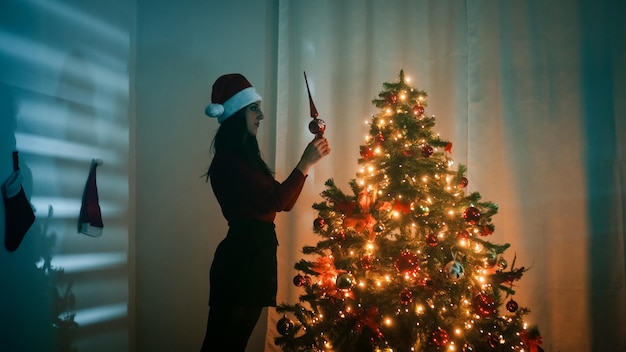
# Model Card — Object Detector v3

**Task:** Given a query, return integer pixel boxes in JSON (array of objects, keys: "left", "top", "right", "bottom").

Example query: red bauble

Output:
[
  {"left": 386, "top": 93, "right": 397, "bottom": 104},
  {"left": 308, "top": 118, "right": 326, "bottom": 135},
  {"left": 360, "top": 255, "right": 372, "bottom": 270},
  {"left": 413, "top": 104, "right": 425, "bottom": 116},
  {"left": 394, "top": 250, "right": 420, "bottom": 276},
  {"left": 463, "top": 206, "right": 481, "bottom": 224},
  {"left": 399, "top": 288, "right": 413, "bottom": 305},
  {"left": 426, "top": 233, "right": 438, "bottom": 247},
  {"left": 313, "top": 217, "right": 325, "bottom": 230},
  {"left": 473, "top": 292, "right": 497, "bottom": 317},
  {"left": 293, "top": 274, "right": 305, "bottom": 287},
  {"left": 360, "top": 146, "right": 374, "bottom": 160},
  {"left": 375, "top": 132, "right": 385, "bottom": 144},
  {"left": 421, "top": 145, "right": 434, "bottom": 157},
  {"left": 276, "top": 315, "right": 294, "bottom": 336},
  {"left": 506, "top": 298, "right": 519, "bottom": 312},
  {"left": 488, "top": 334, "right": 499, "bottom": 348},
  {"left": 430, "top": 327, "right": 449, "bottom": 347},
  {"left": 458, "top": 177, "right": 468, "bottom": 188},
  {"left": 332, "top": 230, "right": 346, "bottom": 241}
]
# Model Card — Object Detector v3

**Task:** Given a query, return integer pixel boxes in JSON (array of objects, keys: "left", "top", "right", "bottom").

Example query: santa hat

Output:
[
  {"left": 204, "top": 73, "right": 262, "bottom": 123},
  {"left": 78, "top": 159, "right": 103, "bottom": 237}
]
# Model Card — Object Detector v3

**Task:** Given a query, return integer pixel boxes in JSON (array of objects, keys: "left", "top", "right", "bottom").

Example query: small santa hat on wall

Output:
[{"left": 78, "top": 159, "right": 103, "bottom": 237}]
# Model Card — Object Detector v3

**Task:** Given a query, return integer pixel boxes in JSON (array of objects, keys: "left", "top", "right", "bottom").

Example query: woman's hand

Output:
[{"left": 296, "top": 137, "right": 331, "bottom": 175}]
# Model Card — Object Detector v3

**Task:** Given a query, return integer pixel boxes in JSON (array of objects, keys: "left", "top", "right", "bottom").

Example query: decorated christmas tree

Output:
[{"left": 274, "top": 71, "right": 542, "bottom": 352}]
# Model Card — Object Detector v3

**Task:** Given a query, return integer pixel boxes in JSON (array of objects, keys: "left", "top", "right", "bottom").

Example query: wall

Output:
[{"left": 0, "top": 0, "right": 132, "bottom": 351}]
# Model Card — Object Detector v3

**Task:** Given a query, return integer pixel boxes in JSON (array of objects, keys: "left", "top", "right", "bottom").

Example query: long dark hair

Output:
[{"left": 205, "top": 107, "right": 272, "bottom": 181}]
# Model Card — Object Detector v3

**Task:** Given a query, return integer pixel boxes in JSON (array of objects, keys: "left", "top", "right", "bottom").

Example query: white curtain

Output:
[{"left": 267, "top": 1, "right": 626, "bottom": 351}]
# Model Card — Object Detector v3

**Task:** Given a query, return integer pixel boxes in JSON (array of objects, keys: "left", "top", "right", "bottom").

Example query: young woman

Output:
[{"left": 201, "top": 74, "right": 330, "bottom": 351}]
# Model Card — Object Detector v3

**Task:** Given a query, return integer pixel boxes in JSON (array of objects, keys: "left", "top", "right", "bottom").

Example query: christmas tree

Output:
[{"left": 274, "top": 71, "right": 542, "bottom": 352}]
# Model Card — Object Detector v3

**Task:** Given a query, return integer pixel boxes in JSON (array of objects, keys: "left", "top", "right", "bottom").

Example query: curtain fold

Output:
[{"left": 269, "top": 1, "right": 625, "bottom": 351}]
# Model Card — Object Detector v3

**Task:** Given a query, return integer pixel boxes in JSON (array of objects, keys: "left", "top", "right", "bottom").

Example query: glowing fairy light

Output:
[
  {"left": 399, "top": 92, "right": 407, "bottom": 100},
  {"left": 384, "top": 317, "right": 393, "bottom": 326}
]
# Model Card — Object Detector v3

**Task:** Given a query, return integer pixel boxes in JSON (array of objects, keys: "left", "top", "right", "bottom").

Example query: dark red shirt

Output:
[{"left": 209, "top": 150, "right": 307, "bottom": 223}]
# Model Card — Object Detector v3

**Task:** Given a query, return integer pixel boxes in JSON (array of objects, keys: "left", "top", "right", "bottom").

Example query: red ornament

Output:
[
  {"left": 463, "top": 206, "right": 481, "bottom": 224},
  {"left": 421, "top": 145, "right": 434, "bottom": 157},
  {"left": 375, "top": 132, "right": 385, "bottom": 144},
  {"left": 276, "top": 315, "right": 294, "bottom": 336},
  {"left": 386, "top": 93, "right": 397, "bottom": 105},
  {"left": 488, "top": 334, "right": 499, "bottom": 348},
  {"left": 413, "top": 104, "right": 425, "bottom": 116},
  {"left": 444, "top": 142, "right": 453, "bottom": 153},
  {"left": 293, "top": 274, "right": 305, "bottom": 287},
  {"left": 360, "top": 146, "right": 374, "bottom": 160},
  {"left": 313, "top": 217, "right": 325, "bottom": 230},
  {"left": 394, "top": 250, "right": 420, "bottom": 276},
  {"left": 399, "top": 288, "right": 413, "bottom": 305},
  {"left": 506, "top": 298, "right": 519, "bottom": 312},
  {"left": 360, "top": 255, "right": 372, "bottom": 270},
  {"left": 458, "top": 177, "right": 468, "bottom": 188},
  {"left": 308, "top": 118, "right": 326, "bottom": 135},
  {"left": 430, "top": 327, "right": 449, "bottom": 347},
  {"left": 473, "top": 292, "right": 497, "bottom": 317},
  {"left": 332, "top": 230, "right": 346, "bottom": 241},
  {"left": 425, "top": 233, "right": 438, "bottom": 247}
]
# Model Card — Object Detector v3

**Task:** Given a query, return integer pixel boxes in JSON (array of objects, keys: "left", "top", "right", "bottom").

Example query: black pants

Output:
[{"left": 201, "top": 305, "right": 263, "bottom": 352}]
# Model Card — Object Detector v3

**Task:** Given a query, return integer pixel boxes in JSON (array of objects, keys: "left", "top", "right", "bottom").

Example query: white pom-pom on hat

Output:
[
  {"left": 205, "top": 73, "right": 262, "bottom": 123},
  {"left": 205, "top": 103, "right": 224, "bottom": 118}
]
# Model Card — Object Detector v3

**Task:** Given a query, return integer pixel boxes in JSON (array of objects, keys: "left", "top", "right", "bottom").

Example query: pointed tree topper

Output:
[
  {"left": 304, "top": 71, "right": 319, "bottom": 117},
  {"left": 304, "top": 71, "right": 326, "bottom": 138}
]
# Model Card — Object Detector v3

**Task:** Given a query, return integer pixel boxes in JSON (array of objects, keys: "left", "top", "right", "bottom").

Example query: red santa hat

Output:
[
  {"left": 78, "top": 159, "right": 103, "bottom": 237},
  {"left": 204, "top": 73, "right": 262, "bottom": 123}
]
